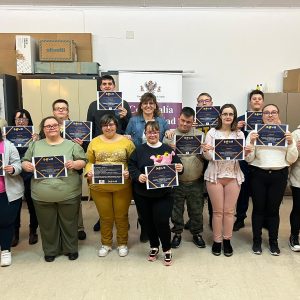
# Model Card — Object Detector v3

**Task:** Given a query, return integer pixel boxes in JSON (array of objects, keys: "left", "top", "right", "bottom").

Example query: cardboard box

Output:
[
  {"left": 283, "top": 68, "right": 300, "bottom": 92},
  {"left": 34, "top": 62, "right": 99, "bottom": 74},
  {"left": 15, "top": 35, "right": 36, "bottom": 74},
  {"left": 39, "top": 40, "right": 77, "bottom": 62}
]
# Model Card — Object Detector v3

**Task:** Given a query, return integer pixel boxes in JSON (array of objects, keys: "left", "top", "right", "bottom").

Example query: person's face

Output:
[
  {"left": 197, "top": 95, "right": 213, "bottom": 107},
  {"left": 141, "top": 100, "right": 156, "bottom": 116},
  {"left": 249, "top": 94, "right": 264, "bottom": 111},
  {"left": 178, "top": 114, "right": 194, "bottom": 133},
  {"left": 53, "top": 102, "right": 69, "bottom": 121},
  {"left": 43, "top": 118, "right": 60, "bottom": 138},
  {"left": 262, "top": 105, "right": 280, "bottom": 124},
  {"left": 100, "top": 79, "right": 115, "bottom": 91},
  {"left": 145, "top": 127, "right": 160, "bottom": 144},
  {"left": 220, "top": 107, "right": 235, "bottom": 126},
  {"left": 15, "top": 112, "right": 29, "bottom": 126},
  {"left": 101, "top": 121, "right": 117, "bottom": 139}
]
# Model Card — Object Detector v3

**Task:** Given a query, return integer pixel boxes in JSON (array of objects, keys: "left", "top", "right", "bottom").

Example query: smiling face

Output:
[
  {"left": 220, "top": 107, "right": 235, "bottom": 127},
  {"left": 53, "top": 102, "right": 69, "bottom": 122},
  {"left": 141, "top": 99, "right": 157, "bottom": 117},
  {"left": 249, "top": 93, "right": 264, "bottom": 111},
  {"left": 145, "top": 122, "right": 160, "bottom": 145},
  {"left": 101, "top": 121, "right": 117, "bottom": 139},
  {"left": 100, "top": 79, "right": 115, "bottom": 91},
  {"left": 43, "top": 118, "right": 60, "bottom": 139},
  {"left": 262, "top": 105, "right": 280, "bottom": 125},
  {"left": 15, "top": 112, "right": 29, "bottom": 126}
]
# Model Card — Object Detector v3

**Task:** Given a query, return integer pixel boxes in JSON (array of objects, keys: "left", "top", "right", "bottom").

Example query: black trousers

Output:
[
  {"left": 250, "top": 166, "right": 288, "bottom": 242},
  {"left": 0, "top": 193, "right": 22, "bottom": 251},
  {"left": 134, "top": 192, "right": 173, "bottom": 252},
  {"left": 290, "top": 186, "right": 300, "bottom": 236}
]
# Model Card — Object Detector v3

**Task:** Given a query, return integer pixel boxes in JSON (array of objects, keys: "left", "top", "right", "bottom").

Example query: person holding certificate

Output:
[
  {"left": 125, "top": 92, "right": 170, "bottom": 243},
  {"left": 246, "top": 104, "right": 298, "bottom": 255},
  {"left": 234, "top": 89, "right": 264, "bottom": 232},
  {"left": 0, "top": 128, "right": 24, "bottom": 267},
  {"left": 10, "top": 109, "right": 39, "bottom": 247},
  {"left": 22, "top": 116, "right": 87, "bottom": 262},
  {"left": 203, "top": 104, "right": 249, "bottom": 257},
  {"left": 85, "top": 114, "right": 135, "bottom": 258},
  {"left": 128, "top": 121, "right": 183, "bottom": 266}
]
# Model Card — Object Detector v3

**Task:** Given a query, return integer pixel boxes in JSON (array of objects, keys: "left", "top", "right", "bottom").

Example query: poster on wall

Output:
[{"left": 118, "top": 71, "right": 182, "bottom": 129}]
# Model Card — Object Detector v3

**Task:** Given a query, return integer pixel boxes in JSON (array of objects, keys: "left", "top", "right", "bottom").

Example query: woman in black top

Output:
[{"left": 129, "top": 121, "right": 183, "bottom": 266}]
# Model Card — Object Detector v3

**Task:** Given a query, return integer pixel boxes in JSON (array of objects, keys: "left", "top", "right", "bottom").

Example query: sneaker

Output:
[
  {"left": 78, "top": 230, "right": 87, "bottom": 241},
  {"left": 233, "top": 219, "right": 245, "bottom": 232},
  {"left": 193, "top": 234, "right": 206, "bottom": 248},
  {"left": 223, "top": 239, "right": 233, "bottom": 257},
  {"left": 212, "top": 242, "right": 222, "bottom": 256},
  {"left": 269, "top": 241, "right": 280, "bottom": 256},
  {"left": 163, "top": 251, "right": 173, "bottom": 266},
  {"left": 171, "top": 234, "right": 182, "bottom": 248},
  {"left": 252, "top": 242, "right": 262, "bottom": 255},
  {"left": 1, "top": 250, "right": 12, "bottom": 267},
  {"left": 184, "top": 220, "right": 191, "bottom": 230},
  {"left": 118, "top": 245, "right": 129, "bottom": 257},
  {"left": 147, "top": 248, "right": 159, "bottom": 262},
  {"left": 98, "top": 245, "right": 112, "bottom": 257},
  {"left": 289, "top": 235, "right": 300, "bottom": 252},
  {"left": 93, "top": 220, "right": 100, "bottom": 232}
]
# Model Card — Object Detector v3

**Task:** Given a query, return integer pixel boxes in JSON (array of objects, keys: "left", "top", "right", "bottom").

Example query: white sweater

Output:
[{"left": 289, "top": 127, "right": 300, "bottom": 187}]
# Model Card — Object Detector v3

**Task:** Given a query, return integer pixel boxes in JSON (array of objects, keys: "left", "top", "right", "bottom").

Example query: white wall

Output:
[{"left": 1, "top": 6, "right": 300, "bottom": 115}]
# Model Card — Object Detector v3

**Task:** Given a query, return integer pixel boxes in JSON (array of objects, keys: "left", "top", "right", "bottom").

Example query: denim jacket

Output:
[{"left": 125, "top": 115, "right": 169, "bottom": 146}]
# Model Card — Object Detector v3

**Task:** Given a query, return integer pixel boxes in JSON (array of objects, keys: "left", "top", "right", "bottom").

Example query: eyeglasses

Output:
[
  {"left": 263, "top": 111, "right": 278, "bottom": 116},
  {"left": 54, "top": 107, "right": 68, "bottom": 112},
  {"left": 145, "top": 131, "right": 159, "bottom": 136},
  {"left": 15, "top": 118, "right": 29, "bottom": 122},
  {"left": 197, "top": 99, "right": 212, "bottom": 104},
  {"left": 44, "top": 124, "right": 59, "bottom": 130},
  {"left": 102, "top": 123, "right": 116, "bottom": 128},
  {"left": 221, "top": 113, "right": 234, "bottom": 117},
  {"left": 142, "top": 102, "right": 155, "bottom": 106}
]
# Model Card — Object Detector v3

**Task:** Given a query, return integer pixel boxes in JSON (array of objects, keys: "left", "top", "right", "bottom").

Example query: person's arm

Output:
[
  {"left": 84, "top": 140, "right": 95, "bottom": 177},
  {"left": 4, "top": 142, "right": 22, "bottom": 176},
  {"left": 119, "top": 101, "right": 132, "bottom": 134},
  {"left": 202, "top": 129, "right": 214, "bottom": 160},
  {"left": 245, "top": 131, "right": 257, "bottom": 163},
  {"left": 86, "top": 102, "right": 95, "bottom": 137},
  {"left": 65, "top": 143, "right": 87, "bottom": 171},
  {"left": 128, "top": 149, "right": 143, "bottom": 182},
  {"left": 286, "top": 132, "right": 298, "bottom": 165}
]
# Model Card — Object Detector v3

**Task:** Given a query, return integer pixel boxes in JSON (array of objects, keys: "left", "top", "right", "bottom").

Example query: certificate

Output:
[
  {"left": 33, "top": 155, "right": 67, "bottom": 179},
  {"left": 196, "top": 106, "right": 220, "bottom": 128},
  {"left": 175, "top": 135, "right": 203, "bottom": 155},
  {"left": 213, "top": 139, "right": 245, "bottom": 161},
  {"left": 92, "top": 164, "right": 124, "bottom": 184},
  {"left": 97, "top": 92, "right": 123, "bottom": 110},
  {"left": 63, "top": 121, "right": 92, "bottom": 141},
  {"left": 3, "top": 126, "right": 34, "bottom": 147},
  {"left": 0, "top": 153, "right": 4, "bottom": 176},
  {"left": 245, "top": 111, "right": 263, "bottom": 131},
  {"left": 145, "top": 164, "right": 179, "bottom": 190},
  {"left": 255, "top": 124, "right": 288, "bottom": 147}
]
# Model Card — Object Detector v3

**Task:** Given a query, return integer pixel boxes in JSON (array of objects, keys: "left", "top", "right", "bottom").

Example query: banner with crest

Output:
[{"left": 118, "top": 71, "right": 182, "bottom": 129}]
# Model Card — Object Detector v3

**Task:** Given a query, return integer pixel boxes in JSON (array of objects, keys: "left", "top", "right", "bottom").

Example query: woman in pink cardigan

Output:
[{"left": 203, "top": 104, "right": 252, "bottom": 257}]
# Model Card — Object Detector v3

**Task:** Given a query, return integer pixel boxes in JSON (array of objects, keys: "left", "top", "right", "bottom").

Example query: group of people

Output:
[{"left": 0, "top": 74, "right": 300, "bottom": 268}]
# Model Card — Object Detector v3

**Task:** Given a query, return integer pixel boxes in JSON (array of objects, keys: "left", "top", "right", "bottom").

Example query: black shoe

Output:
[
  {"left": 78, "top": 230, "right": 87, "bottom": 240},
  {"left": 269, "top": 240, "right": 280, "bottom": 256},
  {"left": 184, "top": 220, "right": 191, "bottom": 230},
  {"left": 140, "top": 226, "right": 149, "bottom": 243},
  {"left": 252, "top": 241, "right": 262, "bottom": 255},
  {"left": 212, "top": 242, "right": 222, "bottom": 256},
  {"left": 233, "top": 219, "right": 245, "bottom": 232},
  {"left": 223, "top": 239, "right": 233, "bottom": 257},
  {"left": 11, "top": 230, "right": 20, "bottom": 247},
  {"left": 289, "top": 235, "right": 300, "bottom": 252},
  {"left": 171, "top": 234, "right": 182, "bottom": 248},
  {"left": 93, "top": 220, "right": 100, "bottom": 232},
  {"left": 68, "top": 252, "right": 79, "bottom": 260},
  {"left": 193, "top": 234, "right": 206, "bottom": 248},
  {"left": 44, "top": 255, "right": 55, "bottom": 262},
  {"left": 29, "top": 229, "right": 38, "bottom": 245}
]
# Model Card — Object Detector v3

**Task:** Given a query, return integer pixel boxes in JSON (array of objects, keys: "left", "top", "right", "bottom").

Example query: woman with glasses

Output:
[
  {"left": 22, "top": 116, "right": 86, "bottom": 262},
  {"left": 10, "top": 109, "right": 39, "bottom": 247},
  {"left": 203, "top": 104, "right": 251, "bottom": 257},
  {"left": 246, "top": 104, "right": 298, "bottom": 255},
  {"left": 85, "top": 114, "right": 135, "bottom": 258},
  {"left": 125, "top": 92, "right": 170, "bottom": 243},
  {"left": 128, "top": 121, "right": 183, "bottom": 266}
]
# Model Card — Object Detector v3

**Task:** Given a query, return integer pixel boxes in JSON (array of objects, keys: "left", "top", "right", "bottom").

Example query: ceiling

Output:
[{"left": 1, "top": 0, "right": 300, "bottom": 7}]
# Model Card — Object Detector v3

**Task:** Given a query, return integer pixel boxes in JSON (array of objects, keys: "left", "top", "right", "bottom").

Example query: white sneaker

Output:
[
  {"left": 98, "top": 245, "right": 112, "bottom": 257},
  {"left": 1, "top": 250, "right": 12, "bottom": 267},
  {"left": 118, "top": 245, "right": 129, "bottom": 257}
]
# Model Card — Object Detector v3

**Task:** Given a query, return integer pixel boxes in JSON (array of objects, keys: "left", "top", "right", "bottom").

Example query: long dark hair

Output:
[
  {"left": 13, "top": 109, "right": 33, "bottom": 126},
  {"left": 215, "top": 104, "right": 238, "bottom": 131}
]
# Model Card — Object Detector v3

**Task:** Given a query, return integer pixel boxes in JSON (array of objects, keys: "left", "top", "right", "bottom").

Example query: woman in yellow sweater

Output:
[{"left": 85, "top": 114, "right": 135, "bottom": 257}]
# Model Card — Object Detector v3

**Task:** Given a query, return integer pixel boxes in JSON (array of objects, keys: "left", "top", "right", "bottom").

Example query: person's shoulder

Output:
[
  {"left": 88, "top": 100, "right": 97, "bottom": 109},
  {"left": 237, "top": 114, "right": 245, "bottom": 121}
]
